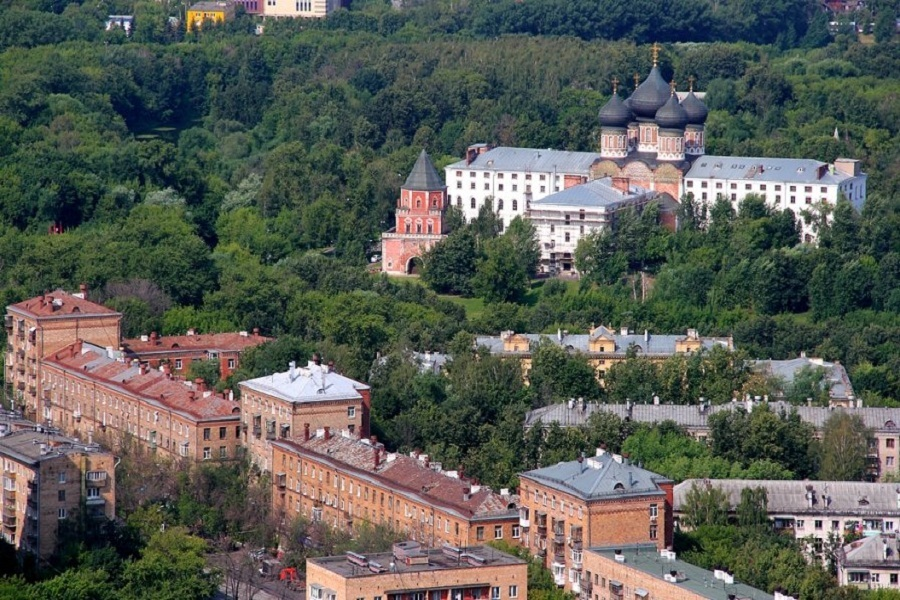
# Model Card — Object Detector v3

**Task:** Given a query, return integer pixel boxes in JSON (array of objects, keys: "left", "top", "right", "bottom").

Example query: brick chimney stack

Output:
[
  {"left": 324, "top": 426, "right": 331, "bottom": 440},
  {"left": 304, "top": 423, "right": 310, "bottom": 441},
  {"left": 79, "top": 283, "right": 88, "bottom": 299},
  {"left": 611, "top": 176, "right": 631, "bottom": 193}
]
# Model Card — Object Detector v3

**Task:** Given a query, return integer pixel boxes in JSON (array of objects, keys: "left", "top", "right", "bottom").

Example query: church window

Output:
[
  {"left": 512, "top": 200, "right": 518, "bottom": 211},
  {"left": 471, "top": 198, "right": 476, "bottom": 209},
  {"left": 498, "top": 199, "right": 504, "bottom": 210},
  {"left": 427, "top": 223, "right": 433, "bottom": 234},
  {"left": 416, "top": 223, "right": 422, "bottom": 233},
  {"left": 416, "top": 199, "right": 421, "bottom": 208}
]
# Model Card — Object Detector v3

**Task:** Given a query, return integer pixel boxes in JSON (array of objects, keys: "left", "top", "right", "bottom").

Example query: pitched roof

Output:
[
  {"left": 275, "top": 433, "right": 518, "bottom": 520},
  {"left": 530, "top": 177, "right": 652, "bottom": 209},
  {"left": 685, "top": 156, "right": 862, "bottom": 184},
  {"left": 843, "top": 534, "right": 900, "bottom": 566},
  {"left": 674, "top": 479, "right": 900, "bottom": 516},
  {"left": 521, "top": 451, "right": 670, "bottom": 501},
  {"left": 753, "top": 357, "right": 854, "bottom": 401},
  {"left": 404, "top": 150, "right": 445, "bottom": 191},
  {"left": 122, "top": 331, "right": 270, "bottom": 355},
  {"left": 446, "top": 146, "right": 601, "bottom": 175},
  {"left": 240, "top": 362, "right": 368, "bottom": 404},
  {"left": 43, "top": 341, "right": 241, "bottom": 422},
  {"left": 9, "top": 290, "right": 119, "bottom": 318}
]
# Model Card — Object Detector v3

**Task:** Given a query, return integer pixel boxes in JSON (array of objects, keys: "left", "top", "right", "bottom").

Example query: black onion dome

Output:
[
  {"left": 628, "top": 66, "right": 670, "bottom": 119},
  {"left": 680, "top": 91, "right": 709, "bottom": 125},
  {"left": 599, "top": 92, "right": 632, "bottom": 128},
  {"left": 654, "top": 94, "right": 688, "bottom": 130}
]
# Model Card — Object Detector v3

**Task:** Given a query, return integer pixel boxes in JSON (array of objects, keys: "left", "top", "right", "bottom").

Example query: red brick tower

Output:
[{"left": 381, "top": 150, "right": 449, "bottom": 275}]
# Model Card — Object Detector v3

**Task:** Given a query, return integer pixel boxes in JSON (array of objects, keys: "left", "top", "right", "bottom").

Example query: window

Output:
[
  {"left": 745, "top": 184, "right": 752, "bottom": 190},
  {"left": 348, "top": 406, "right": 356, "bottom": 418},
  {"left": 219, "top": 446, "right": 227, "bottom": 459},
  {"left": 564, "top": 232, "right": 570, "bottom": 242},
  {"left": 790, "top": 185, "right": 797, "bottom": 192},
  {"left": 228, "top": 359, "right": 235, "bottom": 369},
  {"left": 58, "top": 472, "right": 66, "bottom": 484},
  {"left": 498, "top": 184, "right": 504, "bottom": 192},
  {"left": 87, "top": 487, "right": 100, "bottom": 500},
  {"left": 730, "top": 183, "right": 737, "bottom": 190},
  {"left": 175, "top": 359, "right": 182, "bottom": 370},
  {"left": 203, "top": 447, "right": 212, "bottom": 460},
  {"left": 888, "top": 457, "right": 895, "bottom": 467},
  {"left": 805, "top": 186, "right": 812, "bottom": 193},
  {"left": 476, "top": 526, "right": 485, "bottom": 541},
  {"left": 509, "top": 587, "right": 518, "bottom": 599},
  {"left": 832, "top": 520, "right": 840, "bottom": 530},
  {"left": 512, "top": 525, "right": 520, "bottom": 538},
  {"left": 470, "top": 182, "right": 475, "bottom": 190},
  {"left": 796, "top": 520, "right": 805, "bottom": 529},
  {"left": 180, "top": 442, "right": 189, "bottom": 458},
  {"left": 815, "top": 520, "right": 823, "bottom": 530},
  {"left": 888, "top": 439, "right": 896, "bottom": 448},
  {"left": 491, "top": 588, "right": 500, "bottom": 600},
  {"left": 203, "top": 428, "right": 211, "bottom": 440},
  {"left": 891, "top": 574, "right": 898, "bottom": 585},
  {"left": 219, "top": 427, "right": 227, "bottom": 440},
  {"left": 58, "top": 508, "right": 67, "bottom": 519},
  {"left": 86, "top": 471, "right": 106, "bottom": 481},
  {"left": 649, "top": 524, "right": 658, "bottom": 540},
  {"left": 495, "top": 525, "right": 503, "bottom": 539},
  {"left": 701, "top": 181, "right": 707, "bottom": 189},
  {"left": 760, "top": 184, "right": 766, "bottom": 191},
  {"left": 471, "top": 198, "right": 476, "bottom": 209},
  {"left": 484, "top": 183, "right": 489, "bottom": 190},
  {"left": 58, "top": 490, "right": 66, "bottom": 502},
  {"left": 649, "top": 504, "right": 658, "bottom": 518},
  {"left": 512, "top": 200, "right": 518, "bottom": 211},
  {"left": 456, "top": 181, "right": 462, "bottom": 189}
]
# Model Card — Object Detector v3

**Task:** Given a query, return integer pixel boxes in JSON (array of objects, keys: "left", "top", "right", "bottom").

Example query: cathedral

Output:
[{"left": 593, "top": 44, "right": 708, "bottom": 199}]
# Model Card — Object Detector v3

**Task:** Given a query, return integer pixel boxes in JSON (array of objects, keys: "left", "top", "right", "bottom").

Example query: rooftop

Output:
[
  {"left": 753, "top": 357, "right": 854, "bottom": 402},
  {"left": 8, "top": 290, "right": 119, "bottom": 319},
  {"left": 675, "top": 480, "right": 900, "bottom": 516},
  {"left": 530, "top": 177, "right": 653, "bottom": 209},
  {"left": 275, "top": 433, "right": 518, "bottom": 520},
  {"left": 685, "top": 156, "right": 861, "bottom": 184},
  {"left": 240, "top": 361, "right": 368, "bottom": 404},
  {"left": 446, "top": 146, "right": 601, "bottom": 176},
  {"left": 122, "top": 330, "right": 270, "bottom": 355},
  {"left": 520, "top": 449, "right": 670, "bottom": 501},
  {"left": 843, "top": 534, "right": 900, "bottom": 567},
  {"left": 404, "top": 150, "right": 445, "bottom": 191},
  {"left": 477, "top": 326, "right": 733, "bottom": 357},
  {"left": 309, "top": 543, "right": 525, "bottom": 580},
  {"left": 43, "top": 341, "right": 241, "bottom": 422},
  {"left": 589, "top": 544, "right": 773, "bottom": 600},
  {"left": 189, "top": 0, "right": 233, "bottom": 9},
  {"left": 0, "top": 429, "right": 109, "bottom": 466}
]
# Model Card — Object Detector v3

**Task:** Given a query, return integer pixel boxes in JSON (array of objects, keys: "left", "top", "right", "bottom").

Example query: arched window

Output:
[
  {"left": 415, "top": 222, "right": 422, "bottom": 233},
  {"left": 471, "top": 198, "right": 476, "bottom": 209},
  {"left": 457, "top": 196, "right": 462, "bottom": 207},
  {"left": 432, "top": 198, "right": 437, "bottom": 207},
  {"left": 512, "top": 200, "right": 518, "bottom": 211},
  {"left": 497, "top": 199, "right": 504, "bottom": 210},
  {"left": 405, "top": 220, "right": 411, "bottom": 233},
  {"left": 416, "top": 199, "right": 421, "bottom": 208},
  {"left": 427, "top": 222, "right": 433, "bottom": 234}
]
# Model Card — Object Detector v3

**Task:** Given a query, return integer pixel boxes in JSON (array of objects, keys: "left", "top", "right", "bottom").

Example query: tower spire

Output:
[{"left": 651, "top": 42, "right": 660, "bottom": 67}]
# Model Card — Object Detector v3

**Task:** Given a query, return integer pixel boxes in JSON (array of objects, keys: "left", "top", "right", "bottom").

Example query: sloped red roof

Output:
[
  {"left": 278, "top": 435, "right": 518, "bottom": 519},
  {"left": 123, "top": 332, "right": 270, "bottom": 354},
  {"left": 44, "top": 341, "right": 241, "bottom": 422},
  {"left": 9, "top": 290, "right": 119, "bottom": 318}
]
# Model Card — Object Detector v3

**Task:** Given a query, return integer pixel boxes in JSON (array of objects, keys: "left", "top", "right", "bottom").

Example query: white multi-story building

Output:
[
  {"left": 839, "top": 534, "right": 900, "bottom": 590},
  {"left": 261, "top": 0, "right": 340, "bottom": 17},
  {"left": 527, "top": 177, "right": 660, "bottom": 274},
  {"left": 683, "top": 156, "right": 867, "bottom": 242},
  {"left": 444, "top": 145, "right": 601, "bottom": 231}
]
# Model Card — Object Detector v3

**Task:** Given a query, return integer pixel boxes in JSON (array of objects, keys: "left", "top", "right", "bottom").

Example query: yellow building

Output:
[{"left": 187, "top": 1, "right": 235, "bottom": 29}]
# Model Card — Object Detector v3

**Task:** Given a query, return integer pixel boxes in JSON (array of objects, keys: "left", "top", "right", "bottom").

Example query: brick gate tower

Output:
[{"left": 381, "top": 150, "right": 450, "bottom": 275}]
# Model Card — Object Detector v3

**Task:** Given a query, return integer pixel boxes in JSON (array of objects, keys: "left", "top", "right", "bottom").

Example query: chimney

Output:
[
  {"left": 324, "top": 426, "right": 331, "bottom": 440},
  {"left": 370, "top": 435, "right": 378, "bottom": 445},
  {"left": 194, "top": 378, "right": 206, "bottom": 392},
  {"left": 188, "top": 390, "right": 196, "bottom": 402},
  {"left": 288, "top": 360, "right": 297, "bottom": 380},
  {"left": 187, "top": 328, "right": 195, "bottom": 336},
  {"left": 313, "top": 353, "right": 321, "bottom": 366},
  {"left": 304, "top": 423, "right": 310, "bottom": 441},
  {"left": 374, "top": 447, "right": 381, "bottom": 468},
  {"left": 79, "top": 283, "right": 88, "bottom": 299},
  {"left": 611, "top": 176, "right": 630, "bottom": 193},
  {"left": 150, "top": 331, "right": 159, "bottom": 345},
  {"left": 253, "top": 327, "right": 260, "bottom": 336}
]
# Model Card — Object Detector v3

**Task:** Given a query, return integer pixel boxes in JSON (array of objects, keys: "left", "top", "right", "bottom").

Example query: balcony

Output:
[
  {"left": 553, "top": 530, "right": 565, "bottom": 544},
  {"left": 266, "top": 430, "right": 276, "bottom": 441},
  {"left": 15, "top": 365, "right": 24, "bottom": 375},
  {"left": 252, "top": 425, "right": 262, "bottom": 437},
  {"left": 4, "top": 315, "right": 11, "bottom": 330},
  {"left": 16, "top": 382, "right": 25, "bottom": 391},
  {"left": 27, "top": 385, "right": 35, "bottom": 396},
  {"left": 2, "top": 515, "right": 16, "bottom": 529},
  {"left": 519, "top": 515, "right": 530, "bottom": 528},
  {"left": 15, "top": 349, "right": 24, "bottom": 359},
  {"left": 553, "top": 551, "right": 565, "bottom": 565},
  {"left": 3, "top": 504, "right": 15, "bottom": 519},
  {"left": 571, "top": 551, "right": 583, "bottom": 569},
  {"left": 276, "top": 473, "right": 286, "bottom": 489}
]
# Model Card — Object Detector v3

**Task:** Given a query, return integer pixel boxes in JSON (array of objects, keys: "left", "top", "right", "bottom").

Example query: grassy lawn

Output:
[{"left": 438, "top": 294, "right": 486, "bottom": 319}]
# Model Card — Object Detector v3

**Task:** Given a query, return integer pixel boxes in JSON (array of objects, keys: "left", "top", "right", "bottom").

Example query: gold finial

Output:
[
  {"left": 633, "top": 72, "right": 640, "bottom": 89},
  {"left": 670, "top": 78, "right": 677, "bottom": 96},
  {"left": 611, "top": 76, "right": 619, "bottom": 94},
  {"left": 688, "top": 75, "right": 695, "bottom": 93},
  {"left": 651, "top": 42, "right": 660, "bottom": 67}
]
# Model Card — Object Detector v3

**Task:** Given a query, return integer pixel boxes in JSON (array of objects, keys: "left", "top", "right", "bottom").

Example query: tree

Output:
[
  {"left": 681, "top": 481, "right": 730, "bottom": 528},
  {"left": 421, "top": 228, "right": 478, "bottom": 295},
  {"left": 120, "top": 527, "right": 220, "bottom": 600},
  {"left": 186, "top": 359, "right": 220, "bottom": 389},
  {"left": 527, "top": 340, "right": 601, "bottom": 406},
  {"left": 504, "top": 216, "right": 541, "bottom": 278},
  {"left": 818, "top": 412, "right": 870, "bottom": 481},
  {"left": 472, "top": 235, "right": 529, "bottom": 303},
  {"left": 736, "top": 486, "right": 768, "bottom": 528}
]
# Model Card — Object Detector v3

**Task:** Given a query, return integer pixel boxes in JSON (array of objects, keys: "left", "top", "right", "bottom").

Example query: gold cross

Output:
[
  {"left": 651, "top": 42, "right": 660, "bottom": 66},
  {"left": 611, "top": 76, "right": 619, "bottom": 94},
  {"left": 688, "top": 75, "right": 695, "bottom": 92},
  {"left": 633, "top": 72, "right": 640, "bottom": 89},
  {"left": 670, "top": 78, "right": 677, "bottom": 95}
]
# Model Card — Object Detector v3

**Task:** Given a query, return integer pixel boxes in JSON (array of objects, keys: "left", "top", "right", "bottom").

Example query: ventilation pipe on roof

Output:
[
  {"left": 324, "top": 426, "right": 331, "bottom": 440},
  {"left": 288, "top": 361, "right": 297, "bottom": 382}
]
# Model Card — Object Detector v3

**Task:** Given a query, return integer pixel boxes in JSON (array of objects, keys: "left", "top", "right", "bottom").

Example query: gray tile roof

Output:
[
  {"left": 530, "top": 177, "right": 650, "bottom": 209},
  {"left": 685, "top": 156, "right": 855, "bottom": 184},
  {"left": 404, "top": 150, "right": 445, "bottom": 191},
  {"left": 0, "top": 429, "right": 107, "bottom": 466},
  {"left": 446, "top": 146, "right": 601, "bottom": 175},
  {"left": 240, "top": 361, "right": 369, "bottom": 404},
  {"left": 843, "top": 534, "right": 900, "bottom": 566},
  {"left": 674, "top": 480, "right": 900, "bottom": 517},
  {"left": 589, "top": 545, "right": 773, "bottom": 600},
  {"left": 521, "top": 451, "right": 670, "bottom": 501},
  {"left": 476, "top": 327, "right": 732, "bottom": 358},
  {"left": 753, "top": 357, "right": 854, "bottom": 402}
]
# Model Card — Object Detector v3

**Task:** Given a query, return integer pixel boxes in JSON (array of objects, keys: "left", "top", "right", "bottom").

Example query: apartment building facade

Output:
[
  {"left": 675, "top": 479, "right": 900, "bottom": 556},
  {"left": 122, "top": 328, "right": 269, "bottom": 379},
  {"left": 307, "top": 542, "right": 527, "bottom": 600},
  {"left": 477, "top": 326, "right": 733, "bottom": 387},
  {"left": 839, "top": 534, "right": 900, "bottom": 590},
  {"left": 517, "top": 449, "right": 674, "bottom": 593},
  {"left": 40, "top": 341, "right": 242, "bottom": 462},
  {"left": 5, "top": 288, "right": 121, "bottom": 420},
  {"left": 0, "top": 429, "right": 115, "bottom": 561},
  {"left": 240, "top": 360, "right": 370, "bottom": 472},
  {"left": 271, "top": 432, "right": 519, "bottom": 548}
]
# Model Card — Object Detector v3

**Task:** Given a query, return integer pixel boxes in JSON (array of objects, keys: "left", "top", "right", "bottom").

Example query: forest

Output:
[{"left": 0, "top": 0, "right": 897, "bottom": 593}]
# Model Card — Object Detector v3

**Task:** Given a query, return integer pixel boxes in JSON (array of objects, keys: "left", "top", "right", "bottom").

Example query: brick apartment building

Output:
[
  {"left": 4, "top": 288, "right": 121, "bottom": 420},
  {"left": 582, "top": 544, "right": 774, "bottom": 600},
  {"left": 307, "top": 542, "right": 527, "bottom": 600},
  {"left": 518, "top": 449, "right": 674, "bottom": 593},
  {"left": 122, "top": 328, "right": 269, "bottom": 379},
  {"left": 271, "top": 431, "right": 519, "bottom": 548},
  {"left": 240, "top": 360, "right": 370, "bottom": 473},
  {"left": 40, "top": 340, "right": 242, "bottom": 462},
  {"left": 1, "top": 429, "right": 115, "bottom": 561}
]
